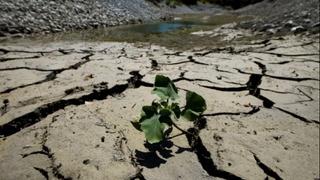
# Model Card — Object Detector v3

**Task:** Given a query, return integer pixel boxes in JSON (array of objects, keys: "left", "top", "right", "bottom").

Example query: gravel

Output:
[
  {"left": 0, "top": 0, "right": 166, "bottom": 36},
  {"left": 236, "top": 0, "right": 320, "bottom": 34},
  {"left": 0, "top": 0, "right": 318, "bottom": 37}
]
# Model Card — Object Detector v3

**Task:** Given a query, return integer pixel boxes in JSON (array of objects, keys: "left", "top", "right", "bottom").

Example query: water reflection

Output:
[
  {"left": 1, "top": 14, "right": 252, "bottom": 50},
  {"left": 128, "top": 21, "right": 194, "bottom": 33}
]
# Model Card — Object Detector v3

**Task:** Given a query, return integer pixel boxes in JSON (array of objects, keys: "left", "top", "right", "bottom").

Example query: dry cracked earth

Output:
[{"left": 0, "top": 30, "right": 319, "bottom": 180}]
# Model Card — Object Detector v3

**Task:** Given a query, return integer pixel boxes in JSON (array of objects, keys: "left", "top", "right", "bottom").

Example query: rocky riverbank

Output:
[
  {"left": 237, "top": 0, "right": 320, "bottom": 34},
  {"left": 0, "top": 0, "right": 166, "bottom": 37},
  {"left": 1, "top": 0, "right": 318, "bottom": 38}
]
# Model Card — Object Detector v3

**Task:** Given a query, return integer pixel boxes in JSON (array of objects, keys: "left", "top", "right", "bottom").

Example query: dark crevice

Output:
[
  {"left": 253, "top": 154, "right": 283, "bottom": 180},
  {"left": 294, "top": 59, "right": 320, "bottom": 63},
  {"left": 159, "top": 56, "right": 209, "bottom": 66},
  {"left": 234, "top": 68, "right": 319, "bottom": 82},
  {"left": 163, "top": 51, "right": 184, "bottom": 56},
  {"left": 285, "top": 100, "right": 315, "bottom": 105},
  {"left": 159, "top": 60, "right": 190, "bottom": 65},
  {"left": 269, "top": 61, "right": 291, "bottom": 65},
  {"left": 260, "top": 88, "right": 299, "bottom": 95},
  {"left": 0, "top": 48, "right": 74, "bottom": 55},
  {"left": 0, "top": 66, "right": 55, "bottom": 72},
  {"left": 212, "top": 64, "right": 318, "bottom": 122},
  {"left": 0, "top": 99, "right": 9, "bottom": 116},
  {"left": 150, "top": 58, "right": 159, "bottom": 70},
  {"left": 0, "top": 71, "right": 56, "bottom": 94},
  {"left": 173, "top": 77, "right": 215, "bottom": 84},
  {"left": 117, "top": 48, "right": 128, "bottom": 58},
  {"left": 21, "top": 150, "right": 50, "bottom": 158},
  {"left": 194, "top": 47, "right": 236, "bottom": 56},
  {"left": 0, "top": 83, "right": 123, "bottom": 137},
  {"left": 295, "top": 85, "right": 320, "bottom": 91},
  {"left": 254, "top": 61, "right": 267, "bottom": 74},
  {"left": 257, "top": 95, "right": 275, "bottom": 108},
  {"left": 0, "top": 71, "right": 149, "bottom": 137},
  {"left": 250, "top": 51, "right": 319, "bottom": 57},
  {"left": 199, "top": 84, "right": 247, "bottom": 92},
  {"left": 297, "top": 88, "right": 313, "bottom": 101},
  {"left": 171, "top": 71, "right": 216, "bottom": 84},
  {"left": 0, "top": 54, "right": 94, "bottom": 94},
  {"left": 129, "top": 170, "right": 146, "bottom": 180},
  {"left": 0, "top": 55, "right": 41, "bottom": 62},
  {"left": 194, "top": 50, "right": 214, "bottom": 56},
  {"left": 275, "top": 41, "right": 315, "bottom": 49},
  {"left": 274, "top": 106, "right": 313, "bottom": 124},
  {"left": 39, "top": 123, "right": 73, "bottom": 180},
  {"left": 52, "top": 163, "right": 72, "bottom": 180},
  {"left": 186, "top": 116, "right": 243, "bottom": 180},
  {"left": 246, "top": 74, "right": 275, "bottom": 109},
  {"left": 128, "top": 71, "right": 153, "bottom": 88},
  {"left": 188, "top": 56, "right": 209, "bottom": 65},
  {"left": 223, "top": 81, "right": 245, "bottom": 86},
  {"left": 200, "top": 73, "right": 275, "bottom": 109},
  {"left": 33, "top": 167, "right": 49, "bottom": 180},
  {"left": 215, "top": 67, "right": 235, "bottom": 74},
  {"left": 203, "top": 106, "right": 260, "bottom": 117},
  {"left": 266, "top": 74, "right": 319, "bottom": 82}
]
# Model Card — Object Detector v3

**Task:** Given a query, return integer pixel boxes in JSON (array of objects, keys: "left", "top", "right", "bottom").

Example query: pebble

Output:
[
  {"left": 291, "top": 26, "right": 306, "bottom": 33},
  {"left": 266, "top": 28, "right": 278, "bottom": 34},
  {"left": 284, "top": 20, "right": 296, "bottom": 27}
]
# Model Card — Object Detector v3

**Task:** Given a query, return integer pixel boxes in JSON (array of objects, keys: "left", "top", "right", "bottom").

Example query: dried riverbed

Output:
[{"left": 0, "top": 18, "right": 319, "bottom": 180}]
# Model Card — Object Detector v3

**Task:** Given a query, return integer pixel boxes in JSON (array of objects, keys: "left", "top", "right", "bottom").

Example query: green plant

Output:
[{"left": 131, "top": 75, "right": 206, "bottom": 144}]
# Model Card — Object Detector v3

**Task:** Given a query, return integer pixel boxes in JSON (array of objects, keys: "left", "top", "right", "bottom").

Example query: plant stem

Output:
[
  {"left": 167, "top": 132, "right": 185, "bottom": 140},
  {"left": 172, "top": 122, "right": 192, "bottom": 135}
]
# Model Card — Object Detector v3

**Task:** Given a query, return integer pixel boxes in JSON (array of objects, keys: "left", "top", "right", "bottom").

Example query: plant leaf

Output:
[
  {"left": 154, "top": 75, "right": 175, "bottom": 88},
  {"left": 185, "top": 91, "right": 207, "bottom": 113},
  {"left": 140, "top": 115, "right": 165, "bottom": 144},
  {"left": 152, "top": 75, "right": 179, "bottom": 100},
  {"left": 182, "top": 91, "right": 206, "bottom": 121},
  {"left": 140, "top": 105, "right": 157, "bottom": 121},
  {"left": 162, "top": 123, "right": 172, "bottom": 136},
  {"left": 181, "top": 109, "right": 199, "bottom": 121},
  {"left": 160, "top": 108, "right": 172, "bottom": 117},
  {"left": 158, "top": 115, "right": 173, "bottom": 138},
  {"left": 171, "top": 103, "right": 181, "bottom": 119}
]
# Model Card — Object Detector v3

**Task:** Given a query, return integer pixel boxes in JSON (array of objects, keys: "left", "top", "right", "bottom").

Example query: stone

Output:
[
  {"left": 266, "top": 28, "right": 277, "bottom": 34},
  {"left": 284, "top": 20, "right": 296, "bottom": 27},
  {"left": 291, "top": 26, "right": 306, "bottom": 33}
]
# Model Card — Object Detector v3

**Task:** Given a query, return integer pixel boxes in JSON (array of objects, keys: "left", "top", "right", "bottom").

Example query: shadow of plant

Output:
[{"left": 135, "top": 140, "right": 192, "bottom": 168}]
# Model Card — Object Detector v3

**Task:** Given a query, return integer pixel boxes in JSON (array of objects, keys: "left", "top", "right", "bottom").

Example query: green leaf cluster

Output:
[{"left": 132, "top": 75, "right": 206, "bottom": 144}]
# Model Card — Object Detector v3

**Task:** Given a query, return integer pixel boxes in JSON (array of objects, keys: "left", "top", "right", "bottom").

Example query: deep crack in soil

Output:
[
  {"left": 186, "top": 117, "right": 243, "bottom": 179},
  {"left": 0, "top": 34, "right": 319, "bottom": 179},
  {"left": 0, "top": 71, "right": 151, "bottom": 137}
]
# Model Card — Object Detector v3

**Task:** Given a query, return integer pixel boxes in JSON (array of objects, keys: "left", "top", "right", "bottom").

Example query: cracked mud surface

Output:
[{"left": 0, "top": 30, "right": 319, "bottom": 180}]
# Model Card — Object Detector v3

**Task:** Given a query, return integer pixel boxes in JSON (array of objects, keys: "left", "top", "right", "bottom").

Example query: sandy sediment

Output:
[{"left": 0, "top": 28, "right": 319, "bottom": 179}]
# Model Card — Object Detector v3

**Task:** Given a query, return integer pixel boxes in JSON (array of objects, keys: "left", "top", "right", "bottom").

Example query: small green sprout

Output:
[{"left": 132, "top": 75, "right": 206, "bottom": 144}]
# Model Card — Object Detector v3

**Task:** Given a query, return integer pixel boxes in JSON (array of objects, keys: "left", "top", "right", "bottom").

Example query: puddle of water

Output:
[
  {"left": 0, "top": 13, "right": 252, "bottom": 50},
  {"left": 125, "top": 21, "right": 194, "bottom": 33}
]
